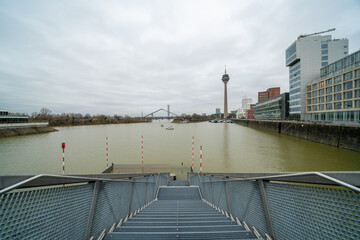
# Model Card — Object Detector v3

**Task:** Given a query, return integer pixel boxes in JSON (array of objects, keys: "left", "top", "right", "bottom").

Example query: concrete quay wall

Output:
[{"left": 233, "top": 119, "right": 360, "bottom": 152}]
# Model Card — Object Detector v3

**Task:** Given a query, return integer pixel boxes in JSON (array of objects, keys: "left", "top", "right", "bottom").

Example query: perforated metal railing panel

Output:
[
  {"left": 90, "top": 181, "right": 131, "bottom": 238},
  {"left": 265, "top": 181, "right": 360, "bottom": 239},
  {"left": 188, "top": 173, "right": 360, "bottom": 239},
  {"left": 0, "top": 173, "right": 169, "bottom": 240},
  {"left": 0, "top": 183, "right": 94, "bottom": 240},
  {"left": 227, "top": 180, "right": 268, "bottom": 236}
]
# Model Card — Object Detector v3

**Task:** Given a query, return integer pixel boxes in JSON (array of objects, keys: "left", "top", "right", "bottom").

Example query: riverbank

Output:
[
  {"left": 0, "top": 126, "right": 58, "bottom": 138},
  {"left": 233, "top": 119, "right": 360, "bottom": 152}
]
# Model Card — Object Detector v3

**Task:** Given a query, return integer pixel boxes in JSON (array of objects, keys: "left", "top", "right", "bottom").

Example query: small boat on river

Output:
[{"left": 166, "top": 126, "right": 174, "bottom": 130}]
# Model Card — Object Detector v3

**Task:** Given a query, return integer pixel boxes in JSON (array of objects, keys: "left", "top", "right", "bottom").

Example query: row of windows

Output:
[
  {"left": 290, "top": 76, "right": 300, "bottom": 85},
  {"left": 320, "top": 52, "right": 360, "bottom": 78},
  {"left": 290, "top": 107, "right": 301, "bottom": 112},
  {"left": 290, "top": 93, "right": 301, "bottom": 101},
  {"left": 307, "top": 100, "right": 360, "bottom": 111},
  {"left": 310, "top": 71, "right": 359, "bottom": 91},
  {"left": 307, "top": 90, "right": 360, "bottom": 104},
  {"left": 289, "top": 64, "right": 300, "bottom": 74},
  {"left": 290, "top": 81, "right": 301, "bottom": 89},
  {"left": 307, "top": 79, "right": 360, "bottom": 97},
  {"left": 308, "top": 110, "right": 360, "bottom": 123}
]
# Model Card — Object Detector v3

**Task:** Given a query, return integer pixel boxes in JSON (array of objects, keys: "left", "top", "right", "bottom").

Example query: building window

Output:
[
  {"left": 326, "top": 87, "right": 332, "bottom": 94},
  {"left": 307, "top": 92, "right": 311, "bottom": 98},
  {"left": 326, "top": 103, "right": 332, "bottom": 110},
  {"left": 356, "top": 69, "right": 360, "bottom": 78},
  {"left": 307, "top": 99, "right": 311, "bottom": 104},
  {"left": 344, "top": 81, "right": 353, "bottom": 90},
  {"left": 326, "top": 95, "right": 332, "bottom": 102},
  {"left": 319, "top": 104, "right": 324, "bottom": 110},
  {"left": 344, "top": 45, "right": 347, "bottom": 48},
  {"left": 334, "top": 84, "right": 342, "bottom": 92},
  {"left": 355, "top": 89, "right": 360, "bottom": 98},
  {"left": 319, "top": 96, "right": 324, "bottom": 103},
  {"left": 307, "top": 85, "right": 311, "bottom": 91},
  {"left": 334, "top": 76, "right": 342, "bottom": 83},
  {"left": 322, "top": 50, "right": 328, "bottom": 54},
  {"left": 307, "top": 106, "right": 311, "bottom": 111},
  {"left": 322, "top": 62, "right": 328, "bottom": 66},
  {"left": 334, "top": 93, "right": 342, "bottom": 101},
  {"left": 322, "top": 56, "right": 328, "bottom": 61},
  {"left": 344, "top": 52, "right": 348, "bottom": 54},
  {"left": 343, "top": 91, "right": 353, "bottom": 99},
  {"left": 344, "top": 72, "right": 353, "bottom": 81},
  {"left": 313, "top": 98, "right": 318, "bottom": 104},
  {"left": 322, "top": 44, "right": 328, "bottom": 49},
  {"left": 312, "top": 91, "right": 318, "bottom": 97},
  {"left": 334, "top": 102, "right": 342, "bottom": 109},
  {"left": 319, "top": 89, "right": 324, "bottom": 95},
  {"left": 313, "top": 105, "right": 318, "bottom": 111},
  {"left": 355, "top": 79, "right": 360, "bottom": 88},
  {"left": 344, "top": 101, "right": 352, "bottom": 109},
  {"left": 326, "top": 79, "right": 332, "bottom": 86},
  {"left": 356, "top": 100, "right": 360, "bottom": 108}
]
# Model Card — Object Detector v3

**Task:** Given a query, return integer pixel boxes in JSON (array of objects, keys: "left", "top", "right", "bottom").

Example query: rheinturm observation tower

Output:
[{"left": 222, "top": 65, "right": 230, "bottom": 119}]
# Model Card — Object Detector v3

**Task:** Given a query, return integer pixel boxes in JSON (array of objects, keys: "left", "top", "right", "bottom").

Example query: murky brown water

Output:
[{"left": 1, "top": 121, "right": 359, "bottom": 175}]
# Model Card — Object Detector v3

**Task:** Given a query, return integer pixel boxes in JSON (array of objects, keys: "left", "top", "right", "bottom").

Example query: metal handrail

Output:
[
  {"left": 195, "top": 172, "right": 360, "bottom": 193},
  {"left": 0, "top": 172, "right": 169, "bottom": 195}
]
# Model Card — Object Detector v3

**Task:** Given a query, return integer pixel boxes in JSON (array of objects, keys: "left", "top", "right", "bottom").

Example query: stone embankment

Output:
[
  {"left": 233, "top": 119, "right": 360, "bottom": 152},
  {"left": 0, "top": 126, "right": 57, "bottom": 138}
]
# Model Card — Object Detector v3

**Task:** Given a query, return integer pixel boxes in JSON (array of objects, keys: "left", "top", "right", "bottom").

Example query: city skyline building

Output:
[
  {"left": 286, "top": 33, "right": 348, "bottom": 120},
  {"left": 222, "top": 66, "right": 230, "bottom": 119},
  {"left": 258, "top": 87, "right": 280, "bottom": 103},
  {"left": 306, "top": 50, "right": 360, "bottom": 123}
]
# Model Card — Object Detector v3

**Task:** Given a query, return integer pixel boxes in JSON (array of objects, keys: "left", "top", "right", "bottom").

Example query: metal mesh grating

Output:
[
  {"left": 265, "top": 181, "right": 360, "bottom": 239},
  {"left": 90, "top": 181, "right": 131, "bottom": 238},
  {"left": 0, "top": 184, "right": 93, "bottom": 240}
]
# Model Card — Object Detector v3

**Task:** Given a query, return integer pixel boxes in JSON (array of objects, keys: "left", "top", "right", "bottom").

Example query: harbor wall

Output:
[
  {"left": 0, "top": 126, "right": 57, "bottom": 138},
  {"left": 233, "top": 119, "right": 360, "bottom": 152}
]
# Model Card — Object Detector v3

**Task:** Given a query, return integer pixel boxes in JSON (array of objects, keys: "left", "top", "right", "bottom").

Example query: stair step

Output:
[
  {"left": 167, "top": 180, "right": 190, "bottom": 186},
  {"left": 116, "top": 225, "right": 243, "bottom": 232},
  {"left": 105, "top": 230, "right": 258, "bottom": 240},
  {"left": 123, "top": 221, "right": 238, "bottom": 226}
]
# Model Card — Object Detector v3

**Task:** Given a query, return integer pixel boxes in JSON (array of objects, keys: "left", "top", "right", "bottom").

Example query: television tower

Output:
[{"left": 222, "top": 65, "right": 230, "bottom": 119}]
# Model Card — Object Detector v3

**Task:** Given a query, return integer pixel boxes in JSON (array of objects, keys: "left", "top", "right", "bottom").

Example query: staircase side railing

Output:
[
  {"left": 0, "top": 172, "right": 170, "bottom": 240},
  {"left": 188, "top": 171, "right": 360, "bottom": 240}
]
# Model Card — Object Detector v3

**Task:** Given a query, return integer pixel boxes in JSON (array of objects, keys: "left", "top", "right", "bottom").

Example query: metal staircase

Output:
[{"left": 105, "top": 186, "right": 260, "bottom": 240}]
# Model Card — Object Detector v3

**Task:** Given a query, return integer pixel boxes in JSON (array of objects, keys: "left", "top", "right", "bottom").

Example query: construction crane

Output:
[{"left": 298, "top": 28, "right": 335, "bottom": 39}]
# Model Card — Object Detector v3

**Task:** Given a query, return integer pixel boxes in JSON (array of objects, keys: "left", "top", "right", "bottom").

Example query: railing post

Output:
[
  {"left": 224, "top": 176, "right": 231, "bottom": 213},
  {"left": 211, "top": 178, "right": 215, "bottom": 203},
  {"left": 128, "top": 178, "right": 134, "bottom": 215},
  {"left": 258, "top": 179, "right": 275, "bottom": 239},
  {"left": 144, "top": 176, "right": 148, "bottom": 204},
  {"left": 84, "top": 181, "right": 100, "bottom": 240}
]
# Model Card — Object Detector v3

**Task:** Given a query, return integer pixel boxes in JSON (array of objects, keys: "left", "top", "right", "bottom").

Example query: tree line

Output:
[{"left": 25, "top": 108, "right": 151, "bottom": 126}]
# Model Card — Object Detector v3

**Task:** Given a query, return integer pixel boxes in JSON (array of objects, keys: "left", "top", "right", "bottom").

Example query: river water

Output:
[{"left": 0, "top": 121, "right": 359, "bottom": 175}]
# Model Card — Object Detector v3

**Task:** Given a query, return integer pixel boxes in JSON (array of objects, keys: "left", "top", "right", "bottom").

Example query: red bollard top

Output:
[{"left": 61, "top": 142, "right": 65, "bottom": 149}]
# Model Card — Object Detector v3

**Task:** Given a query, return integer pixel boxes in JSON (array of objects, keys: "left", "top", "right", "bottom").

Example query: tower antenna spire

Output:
[{"left": 225, "top": 65, "right": 227, "bottom": 74}]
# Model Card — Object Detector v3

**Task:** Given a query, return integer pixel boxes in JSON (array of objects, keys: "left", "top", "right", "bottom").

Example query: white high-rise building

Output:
[
  {"left": 286, "top": 34, "right": 348, "bottom": 119},
  {"left": 242, "top": 96, "right": 252, "bottom": 109},
  {"left": 237, "top": 96, "right": 253, "bottom": 119}
]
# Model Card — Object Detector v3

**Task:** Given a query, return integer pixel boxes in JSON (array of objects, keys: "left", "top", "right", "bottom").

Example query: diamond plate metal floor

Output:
[{"left": 104, "top": 186, "right": 260, "bottom": 240}]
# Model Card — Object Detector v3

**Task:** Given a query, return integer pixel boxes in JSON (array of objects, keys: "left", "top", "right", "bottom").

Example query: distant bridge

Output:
[{"left": 144, "top": 105, "right": 179, "bottom": 119}]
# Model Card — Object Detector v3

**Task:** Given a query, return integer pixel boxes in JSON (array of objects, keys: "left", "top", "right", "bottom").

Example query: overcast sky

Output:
[{"left": 1, "top": 0, "right": 360, "bottom": 116}]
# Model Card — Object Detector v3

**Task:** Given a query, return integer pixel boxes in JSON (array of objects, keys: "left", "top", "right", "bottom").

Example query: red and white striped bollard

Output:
[
  {"left": 191, "top": 136, "right": 194, "bottom": 171},
  {"left": 200, "top": 145, "right": 203, "bottom": 173},
  {"left": 106, "top": 137, "right": 109, "bottom": 168}
]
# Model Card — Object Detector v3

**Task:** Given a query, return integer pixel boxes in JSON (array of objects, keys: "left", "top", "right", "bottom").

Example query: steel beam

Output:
[
  {"left": 258, "top": 180, "right": 275, "bottom": 239},
  {"left": 198, "top": 172, "right": 360, "bottom": 187},
  {"left": 84, "top": 181, "right": 100, "bottom": 240},
  {"left": 0, "top": 173, "right": 166, "bottom": 190}
]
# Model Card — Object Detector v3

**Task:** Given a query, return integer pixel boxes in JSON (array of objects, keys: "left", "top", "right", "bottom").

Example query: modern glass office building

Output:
[
  {"left": 306, "top": 50, "right": 360, "bottom": 123},
  {"left": 254, "top": 93, "right": 289, "bottom": 120},
  {"left": 286, "top": 35, "right": 348, "bottom": 120}
]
